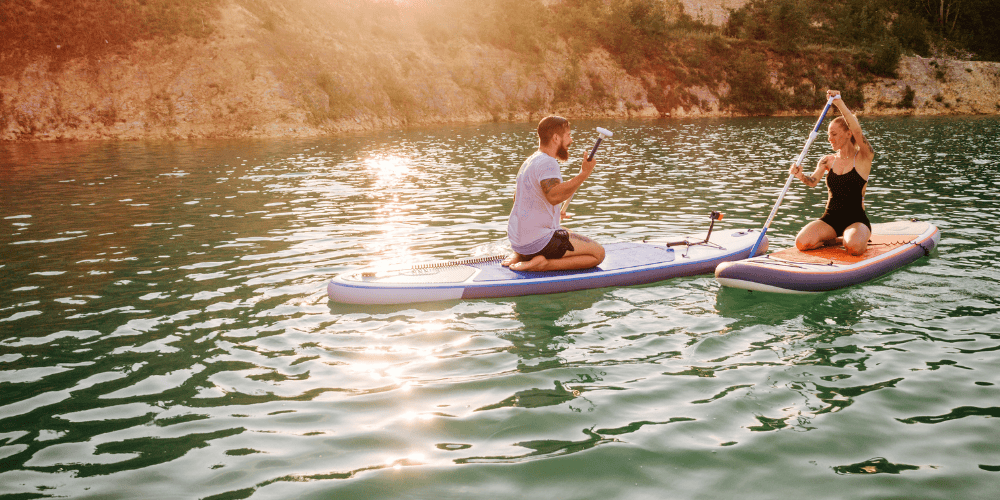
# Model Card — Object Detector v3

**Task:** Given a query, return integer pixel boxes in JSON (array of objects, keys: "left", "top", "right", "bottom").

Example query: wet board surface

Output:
[
  {"left": 715, "top": 220, "right": 940, "bottom": 294},
  {"left": 330, "top": 228, "right": 764, "bottom": 305}
]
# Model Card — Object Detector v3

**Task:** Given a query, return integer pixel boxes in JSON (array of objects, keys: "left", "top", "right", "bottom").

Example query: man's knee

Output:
[{"left": 593, "top": 244, "right": 605, "bottom": 265}]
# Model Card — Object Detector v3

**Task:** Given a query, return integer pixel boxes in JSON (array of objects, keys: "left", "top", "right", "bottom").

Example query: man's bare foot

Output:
[
  {"left": 510, "top": 255, "right": 546, "bottom": 271},
  {"left": 501, "top": 253, "right": 522, "bottom": 267}
]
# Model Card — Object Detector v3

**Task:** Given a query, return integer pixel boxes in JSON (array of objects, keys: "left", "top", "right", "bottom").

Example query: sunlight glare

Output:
[
  {"left": 364, "top": 154, "right": 411, "bottom": 188},
  {"left": 359, "top": 153, "right": 420, "bottom": 269}
]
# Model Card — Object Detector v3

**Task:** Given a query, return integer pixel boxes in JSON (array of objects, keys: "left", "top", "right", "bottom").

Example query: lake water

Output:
[{"left": 1, "top": 115, "right": 998, "bottom": 499}]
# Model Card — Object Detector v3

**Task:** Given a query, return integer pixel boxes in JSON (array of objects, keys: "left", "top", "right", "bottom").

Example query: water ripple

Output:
[{"left": 1, "top": 117, "right": 999, "bottom": 498}]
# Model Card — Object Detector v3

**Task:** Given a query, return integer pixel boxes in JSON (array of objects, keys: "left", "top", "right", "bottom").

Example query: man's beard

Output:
[{"left": 556, "top": 144, "right": 569, "bottom": 161}]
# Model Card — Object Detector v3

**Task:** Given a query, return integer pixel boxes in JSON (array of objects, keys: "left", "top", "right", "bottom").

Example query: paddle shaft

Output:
[
  {"left": 748, "top": 97, "right": 837, "bottom": 256},
  {"left": 563, "top": 131, "right": 610, "bottom": 213},
  {"left": 588, "top": 137, "right": 604, "bottom": 161}
]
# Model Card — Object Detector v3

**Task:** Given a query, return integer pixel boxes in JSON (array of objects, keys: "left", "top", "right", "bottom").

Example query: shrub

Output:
[
  {"left": 723, "top": 0, "right": 808, "bottom": 51},
  {"left": 788, "top": 83, "right": 824, "bottom": 110},
  {"left": 890, "top": 11, "right": 930, "bottom": 56},
  {"left": 314, "top": 72, "right": 353, "bottom": 120},
  {"left": 856, "top": 36, "right": 902, "bottom": 78},
  {"left": 553, "top": 59, "right": 582, "bottom": 106},
  {"left": 724, "top": 50, "right": 783, "bottom": 115},
  {"left": 587, "top": 71, "right": 611, "bottom": 104},
  {"left": 599, "top": 0, "right": 672, "bottom": 70},
  {"left": 899, "top": 85, "right": 916, "bottom": 108}
]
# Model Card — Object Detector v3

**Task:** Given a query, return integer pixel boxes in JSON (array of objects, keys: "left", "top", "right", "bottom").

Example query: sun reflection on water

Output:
[
  {"left": 358, "top": 153, "right": 423, "bottom": 267},
  {"left": 364, "top": 154, "right": 412, "bottom": 189}
]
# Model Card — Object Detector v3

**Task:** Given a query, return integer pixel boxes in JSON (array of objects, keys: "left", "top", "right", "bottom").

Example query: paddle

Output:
[
  {"left": 748, "top": 96, "right": 838, "bottom": 256},
  {"left": 561, "top": 127, "right": 613, "bottom": 217}
]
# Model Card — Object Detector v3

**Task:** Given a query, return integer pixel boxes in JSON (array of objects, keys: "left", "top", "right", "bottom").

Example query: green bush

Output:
[
  {"left": 597, "top": 0, "right": 672, "bottom": 70},
  {"left": 899, "top": 85, "right": 916, "bottom": 108},
  {"left": 724, "top": 50, "right": 784, "bottom": 115},
  {"left": 857, "top": 36, "right": 902, "bottom": 78},
  {"left": 788, "top": 83, "right": 824, "bottom": 110},
  {"left": 890, "top": 11, "right": 930, "bottom": 56},
  {"left": 722, "top": 0, "right": 808, "bottom": 51},
  {"left": 553, "top": 59, "right": 582, "bottom": 106}
]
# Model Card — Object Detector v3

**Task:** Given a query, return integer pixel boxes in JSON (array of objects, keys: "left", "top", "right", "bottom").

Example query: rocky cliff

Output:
[{"left": 2, "top": 1, "right": 998, "bottom": 142}]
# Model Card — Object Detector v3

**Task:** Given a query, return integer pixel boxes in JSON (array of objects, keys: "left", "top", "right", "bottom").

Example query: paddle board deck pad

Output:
[
  {"left": 715, "top": 220, "right": 939, "bottom": 294},
  {"left": 329, "top": 228, "right": 766, "bottom": 305}
]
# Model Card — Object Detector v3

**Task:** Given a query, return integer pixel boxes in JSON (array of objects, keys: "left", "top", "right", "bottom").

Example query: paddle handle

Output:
[{"left": 749, "top": 97, "right": 837, "bottom": 255}]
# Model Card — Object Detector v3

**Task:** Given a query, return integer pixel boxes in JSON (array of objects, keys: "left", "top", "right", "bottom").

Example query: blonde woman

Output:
[{"left": 788, "top": 90, "right": 874, "bottom": 256}]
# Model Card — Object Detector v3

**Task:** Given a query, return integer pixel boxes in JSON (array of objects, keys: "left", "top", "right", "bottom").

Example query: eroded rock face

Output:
[
  {"left": 862, "top": 57, "right": 1000, "bottom": 116},
  {"left": 1, "top": 1, "right": 997, "bottom": 142}
]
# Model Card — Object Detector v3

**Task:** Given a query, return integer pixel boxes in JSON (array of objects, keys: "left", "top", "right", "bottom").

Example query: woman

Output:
[{"left": 789, "top": 90, "right": 874, "bottom": 256}]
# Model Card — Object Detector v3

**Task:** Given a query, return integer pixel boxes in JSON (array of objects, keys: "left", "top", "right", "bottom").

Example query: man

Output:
[{"left": 502, "top": 116, "right": 605, "bottom": 272}]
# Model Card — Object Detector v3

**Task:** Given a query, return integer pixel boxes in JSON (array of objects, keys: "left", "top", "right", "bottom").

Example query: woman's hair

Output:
[
  {"left": 832, "top": 116, "right": 858, "bottom": 149},
  {"left": 537, "top": 116, "right": 570, "bottom": 145}
]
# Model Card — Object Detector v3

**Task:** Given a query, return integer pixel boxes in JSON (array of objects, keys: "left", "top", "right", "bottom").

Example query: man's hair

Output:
[{"left": 537, "top": 116, "right": 570, "bottom": 146}]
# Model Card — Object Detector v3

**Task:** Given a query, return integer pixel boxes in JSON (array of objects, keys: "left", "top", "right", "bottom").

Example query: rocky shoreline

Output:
[{"left": 2, "top": 3, "right": 998, "bottom": 143}]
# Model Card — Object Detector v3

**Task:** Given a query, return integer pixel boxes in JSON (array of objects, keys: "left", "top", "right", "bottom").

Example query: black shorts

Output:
[{"left": 519, "top": 229, "right": 575, "bottom": 260}]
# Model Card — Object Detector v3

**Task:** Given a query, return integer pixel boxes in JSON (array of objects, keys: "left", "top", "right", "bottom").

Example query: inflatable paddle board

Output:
[
  {"left": 329, "top": 217, "right": 766, "bottom": 305},
  {"left": 715, "top": 220, "right": 939, "bottom": 294}
]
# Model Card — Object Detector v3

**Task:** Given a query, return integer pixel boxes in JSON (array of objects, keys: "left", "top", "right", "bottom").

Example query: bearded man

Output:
[{"left": 503, "top": 116, "right": 605, "bottom": 272}]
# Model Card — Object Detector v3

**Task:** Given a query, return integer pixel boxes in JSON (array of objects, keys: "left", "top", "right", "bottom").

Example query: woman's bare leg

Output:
[
  {"left": 842, "top": 222, "right": 872, "bottom": 256},
  {"left": 795, "top": 220, "right": 839, "bottom": 251}
]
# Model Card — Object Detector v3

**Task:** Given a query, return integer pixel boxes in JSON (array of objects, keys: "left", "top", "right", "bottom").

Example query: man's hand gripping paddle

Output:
[
  {"left": 748, "top": 96, "right": 838, "bottom": 256},
  {"left": 562, "top": 127, "right": 613, "bottom": 218}
]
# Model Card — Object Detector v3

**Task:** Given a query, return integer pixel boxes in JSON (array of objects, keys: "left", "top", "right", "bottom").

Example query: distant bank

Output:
[{"left": 2, "top": 1, "right": 998, "bottom": 142}]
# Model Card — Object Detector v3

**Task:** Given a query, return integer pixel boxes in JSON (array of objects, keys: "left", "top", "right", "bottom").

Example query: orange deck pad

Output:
[{"left": 770, "top": 234, "right": 918, "bottom": 265}]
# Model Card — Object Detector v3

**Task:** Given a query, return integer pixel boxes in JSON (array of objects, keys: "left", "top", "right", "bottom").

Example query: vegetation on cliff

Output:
[
  {"left": 1, "top": 0, "right": 998, "bottom": 140},
  {"left": 1, "top": 0, "right": 220, "bottom": 75},
  {"left": 388, "top": 0, "right": 997, "bottom": 116}
]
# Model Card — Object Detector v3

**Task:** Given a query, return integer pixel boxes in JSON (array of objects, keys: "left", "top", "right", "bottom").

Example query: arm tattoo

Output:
[{"left": 540, "top": 178, "right": 560, "bottom": 195}]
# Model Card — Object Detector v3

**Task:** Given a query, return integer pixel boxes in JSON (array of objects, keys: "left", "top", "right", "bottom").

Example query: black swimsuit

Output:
[{"left": 820, "top": 163, "right": 872, "bottom": 237}]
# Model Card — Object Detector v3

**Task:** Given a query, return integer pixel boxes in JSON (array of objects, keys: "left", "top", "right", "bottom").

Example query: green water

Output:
[{"left": 1, "top": 116, "right": 998, "bottom": 499}]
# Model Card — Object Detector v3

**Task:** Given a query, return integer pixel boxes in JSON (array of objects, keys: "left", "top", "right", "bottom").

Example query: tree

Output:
[{"left": 920, "top": 0, "right": 963, "bottom": 34}]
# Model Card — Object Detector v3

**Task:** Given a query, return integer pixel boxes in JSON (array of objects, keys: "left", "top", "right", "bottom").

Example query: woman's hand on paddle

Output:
[
  {"left": 789, "top": 163, "right": 802, "bottom": 177},
  {"left": 790, "top": 162, "right": 822, "bottom": 187}
]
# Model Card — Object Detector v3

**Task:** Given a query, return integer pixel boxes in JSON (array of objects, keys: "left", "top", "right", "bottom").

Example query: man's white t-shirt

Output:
[{"left": 507, "top": 151, "right": 562, "bottom": 255}]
